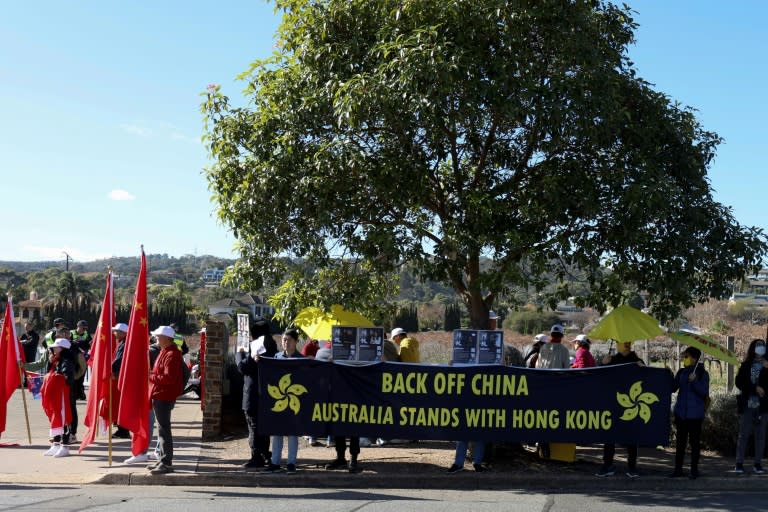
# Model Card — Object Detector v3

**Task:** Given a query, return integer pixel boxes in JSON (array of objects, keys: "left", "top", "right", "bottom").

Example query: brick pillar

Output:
[{"left": 202, "top": 320, "right": 226, "bottom": 439}]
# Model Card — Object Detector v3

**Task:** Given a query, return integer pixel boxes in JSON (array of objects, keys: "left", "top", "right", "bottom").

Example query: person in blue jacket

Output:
[{"left": 669, "top": 346, "right": 709, "bottom": 479}]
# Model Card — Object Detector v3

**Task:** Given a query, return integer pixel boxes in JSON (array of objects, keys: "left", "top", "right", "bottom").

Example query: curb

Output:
[{"left": 93, "top": 470, "right": 765, "bottom": 491}]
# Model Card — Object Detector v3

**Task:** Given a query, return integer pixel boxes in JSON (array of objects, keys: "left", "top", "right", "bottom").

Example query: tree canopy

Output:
[{"left": 203, "top": 0, "right": 767, "bottom": 327}]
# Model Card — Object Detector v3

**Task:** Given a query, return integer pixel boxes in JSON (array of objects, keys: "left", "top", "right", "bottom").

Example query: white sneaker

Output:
[
  {"left": 44, "top": 443, "right": 59, "bottom": 456},
  {"left": 53, "top": 445, "right": 70, "bottom": 458},
  {"left": 148, "top": 452, "right": 160, "bottom": 461},
  {"left": 125, "top": 453, "right": 149, "bottom": 464}
]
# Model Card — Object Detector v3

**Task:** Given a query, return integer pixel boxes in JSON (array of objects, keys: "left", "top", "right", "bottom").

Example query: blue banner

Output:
[{"left": 258, "top": 359, "right": 673, "bottom": 445}]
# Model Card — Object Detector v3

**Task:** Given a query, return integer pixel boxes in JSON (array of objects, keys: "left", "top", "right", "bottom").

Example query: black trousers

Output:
[
  {"left": 603, "top": 443, "right": 638, "bottom": 471},
  {"left": 245, "top": 412, "right": 271, "bottom": 462},
  {"left": 674, "top": 416, "right": 703, "bottom": 472},
  {"left": 334, "top": 436, "right": 360, "bottom": 460}
]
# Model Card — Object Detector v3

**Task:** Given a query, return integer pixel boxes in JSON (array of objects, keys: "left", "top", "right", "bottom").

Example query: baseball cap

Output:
[
  {"left": 112, "top": 323, "right": 129, "bottom": 333},
  {"left": 53, "top": 318, "right": 65, "bottom": 325},
  {"left": 391, "top": 328, "right": 407, "bottom": 339},
  {"left": 534, "top": 334, "right": 549, "bottom": 343},
  {"left": 77, "top": 320, "right": 88, "bottom": 327},
  {"left": 550, "top": 324, "right": 565, "bottom": 335},
  {"left": 151, "top": 326, "right": 176, "bottom": 338},
  {"left": 51, "top": 338, "right": 71, "bottom": 349},
  {"left": 573, "top": 334, "right": 590, "bottom": 345}
]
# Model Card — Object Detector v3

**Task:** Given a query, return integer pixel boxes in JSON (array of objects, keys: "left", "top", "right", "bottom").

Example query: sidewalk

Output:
[{"left": 0, "top": 391, "right": 762, "bottom": 490}]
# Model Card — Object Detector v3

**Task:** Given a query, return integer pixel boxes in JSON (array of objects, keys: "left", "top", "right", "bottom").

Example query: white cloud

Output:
[
  {"left": 119, "top": 123, "right": 153, "bottom": 137},
  {"left": 109, "top": 189, "right": 135, "bottom": 201}
]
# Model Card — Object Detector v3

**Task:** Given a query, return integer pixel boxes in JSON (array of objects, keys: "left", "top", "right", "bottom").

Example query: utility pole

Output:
[{"left": 62, "top": 251, "right": 71, "bottom": 271}]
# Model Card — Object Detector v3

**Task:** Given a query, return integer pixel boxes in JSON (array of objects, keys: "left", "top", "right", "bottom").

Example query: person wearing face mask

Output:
[
  {"left": 669, "top": 347, "right": 709, "bottom": 479},
  {"left": 734, "top": 338, "right": 768, "bottom": 474}
]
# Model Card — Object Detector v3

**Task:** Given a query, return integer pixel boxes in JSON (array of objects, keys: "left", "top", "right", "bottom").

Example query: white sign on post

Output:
[{"left": 237, "top": 314, "right": 250, "bottom": 351}]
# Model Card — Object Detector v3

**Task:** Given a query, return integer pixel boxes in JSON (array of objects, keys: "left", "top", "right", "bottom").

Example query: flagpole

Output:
[
  {"left": 108, "top": 376, "right": 113, "bottom": 467},
  {"left": 16, "top": 362, "right": 31, "bottom": 445}
]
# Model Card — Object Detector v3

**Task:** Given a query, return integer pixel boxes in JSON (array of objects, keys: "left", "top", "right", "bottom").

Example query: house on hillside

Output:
[
  {"left": 16, "top": 291, "right": 43, "bottom": 324},
  {"left": 202, "top": 268, "right": 226, "bottom": 283},
  {"left": 208, "top": 293, "right": 275, "bottom": 321}
]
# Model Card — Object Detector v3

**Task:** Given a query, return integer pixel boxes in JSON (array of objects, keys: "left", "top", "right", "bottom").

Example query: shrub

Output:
[
  {"left": 673, "top": 390, "right": 739, "bottom": 456},
  {"left": 504, "top": 310, "right": 560, "bottom": 334}
]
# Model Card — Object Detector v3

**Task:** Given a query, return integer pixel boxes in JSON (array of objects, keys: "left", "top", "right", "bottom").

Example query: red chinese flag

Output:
[
  {"left": 0, "top": 298, "right": 22, "bottom": 436},
  {"left": 79, "top": 272, "right": 116, "bottom": 453},
  {"left": 117, "top": 249, "right": 150, "bottom": 456}
]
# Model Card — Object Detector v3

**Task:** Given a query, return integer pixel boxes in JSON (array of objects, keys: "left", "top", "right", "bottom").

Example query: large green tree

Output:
[{"left": 203, "top": 0, "right": 766, "bottom": 328}]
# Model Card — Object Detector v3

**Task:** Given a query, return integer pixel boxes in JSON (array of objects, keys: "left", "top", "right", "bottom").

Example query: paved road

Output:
[{"left": 1, "top": 486, "right": 766, "bottom": 512}]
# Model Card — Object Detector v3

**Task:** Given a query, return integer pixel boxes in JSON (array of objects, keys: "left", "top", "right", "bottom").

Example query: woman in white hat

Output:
[{"left": 40, "top": 338, "right": 75, "bottom": 458}]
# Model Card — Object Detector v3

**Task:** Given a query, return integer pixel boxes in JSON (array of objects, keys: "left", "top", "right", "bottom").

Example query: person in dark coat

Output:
[
  {"left": 669, "top": 346, "right": 709, "bottom": 479},
  {"left": 236, "top": 319, "right": 278, "bottom": 470},
  {"left": 734, "top": 338, "right": 768, "bottom": 474}
]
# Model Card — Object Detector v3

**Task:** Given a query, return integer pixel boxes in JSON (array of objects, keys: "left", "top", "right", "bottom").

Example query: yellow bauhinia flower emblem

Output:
[
  {"left": 268, "top": 373, "right": 308, "bottom": 414},
  {"left": 617, "top": 381, "right": 659, "bottom": 424}
]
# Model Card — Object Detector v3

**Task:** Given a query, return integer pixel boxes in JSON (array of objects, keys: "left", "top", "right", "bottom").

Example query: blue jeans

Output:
[
  {"left": 271, "top": 436, "right": 298, "bottom": 465},
  {"left": 454, "top": 440, "right": 485, "bottom": 465}
]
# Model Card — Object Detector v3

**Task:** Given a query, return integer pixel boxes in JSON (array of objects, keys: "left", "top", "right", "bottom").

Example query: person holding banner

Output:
[
  {"left": 237, "top": 319, "right": 277, "bottom": 470},
  {"left": 733, "top": 338, "right": 768, "bottom": 475},
  {"left": 571, "top": 335, "right": 596, "bottom": 368},
  {"left": 391, "top": 328, "right": 420, "bottom": 363},
  {"left": 597, "top": 341, "right": 644, "bottom": 478},
  {"left": 263, "top": 328, "right": 304, "bottom": 474},
  {"left": 669, "top": 346, "right": 709, "bottom": 479}
]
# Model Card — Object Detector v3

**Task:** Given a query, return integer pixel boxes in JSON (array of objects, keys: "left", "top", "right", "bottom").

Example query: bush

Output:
[
  {"left": 672, "top": 390, "right": 739, "bottom": 456},
  {"left": 504, "top": 310, "right": 560, "bottom": 335}
]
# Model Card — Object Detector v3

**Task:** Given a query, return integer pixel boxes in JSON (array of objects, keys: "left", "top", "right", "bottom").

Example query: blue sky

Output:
[{"left": 1, "top": 1, "right": 765, "bottom": 263}]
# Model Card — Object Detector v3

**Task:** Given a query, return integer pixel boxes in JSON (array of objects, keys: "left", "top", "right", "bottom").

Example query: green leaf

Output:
[
  {"left": 271, "top": 398, "right": 289, "bottom": 412},
  {"left": 620, "top": 406, "right": 639, "bottom": 421},
  {"left": 638, "top": 403, "right": 652, "bottom": 424},
  {"left": 629, "top": 381, "right": 643, "bottom": 402},
  {"left": 637, "top": 392, "right": 659, "bottom": 405},
  {"left": 616, "top": 392, "right": 633, "bottom": 408},
  {"left": 278, "top": 373, "right": 292, "bottom": 394},
  {"left": 267, "top": 384, "right": 284, "bottom": 400}
]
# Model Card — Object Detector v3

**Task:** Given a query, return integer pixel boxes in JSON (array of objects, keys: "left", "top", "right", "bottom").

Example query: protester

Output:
[
  {"left": 571, "top": 335, "right": 596, "bottom": 368},
  {"left": 381, "top": 337, "right": 399, "bottom": 362},
  {"left": 669, "top": 346, "right": 709, "bottom": 479},
  {"left": 320, "top": 348, "right": 363, "bottom": 472},
  {"left": 536, "top": 325, "right": 569, "bottom": 369},
  {"left": 20, "top": 322, "right": 40, "bottom": 368},
  {"left": 597, "top": 341, "right": 644, "bottom": 478},
  {"left": 124, "top": 337, "right": 163, "bottom": 464},
  {"left": 263, "top": 328, "right": 304, "bottom": 474},
  {"left": 301, "top": 338, "right": 320, "bottom": 358},
  {"left": 110, "top": 323, "right": 131, "bottom": 439},
  {"left": 523, "top": 334, "right": 547, "bottom": 368},
  {"left": 41, "top": 338, "right": 75, "bottom": 457},
  {"left": 734, "top": 338, "right": 768, "bottom": 475},
  {"left": 148, "top": 325, "right": 184, "bottom": 475},
  {"left": 447, "top": 440, "right": 486, "bottom": 473},
  {"left": 391, "top": 327, "right": 420, "bottom": 363},
  {"left": 237, "top": 319, "right": 278, "bottom": 470}
]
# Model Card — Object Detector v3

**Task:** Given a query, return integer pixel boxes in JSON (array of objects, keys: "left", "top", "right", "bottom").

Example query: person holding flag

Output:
[
  {"left": 40, "top": 338, "right": 75, "bottom": 457},
  {"left": 147, "top": 325, "right": 184, "bottom": 475},
  {"left": 116, "top": 248, "right": 151, "bottom": 464},
  {"left": 79, "top": 271, "right": 115, "bottom": 457}
]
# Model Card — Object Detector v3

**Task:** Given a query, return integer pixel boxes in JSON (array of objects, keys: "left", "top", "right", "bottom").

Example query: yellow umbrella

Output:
[
  {"left": 293, "top": 304, "right": 374, "bottom": 340},
  {"left": 588, "top": 304, "right": 664, "bottom": 343},
  {"left": 670, "top": 330, "right": 740, "bottom": 366}
]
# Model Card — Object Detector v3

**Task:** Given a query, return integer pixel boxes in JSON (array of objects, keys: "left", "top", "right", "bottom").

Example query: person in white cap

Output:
[
  {"left": 571, "top": 335, "right": 596, "bottom": 368},
  {"left": 535, "top": 324, "right": 570, "bottom": 369},
  {"left": 390, "top": 327, "right": 420, "bottom": 363},
  {"left": 148, "top": 325, "right": 184, "bottom": 475},
  {"left": 41, "top": 338, "right": 75, "bottom": 458}
]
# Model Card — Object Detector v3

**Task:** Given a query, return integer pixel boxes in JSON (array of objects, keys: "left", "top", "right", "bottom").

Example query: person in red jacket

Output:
[
  {"left": 147, "top": 326, "right": 183, "bottom": 475},
  {"left": 571, "top": 335, "right": 596, "bottom": 368}
]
